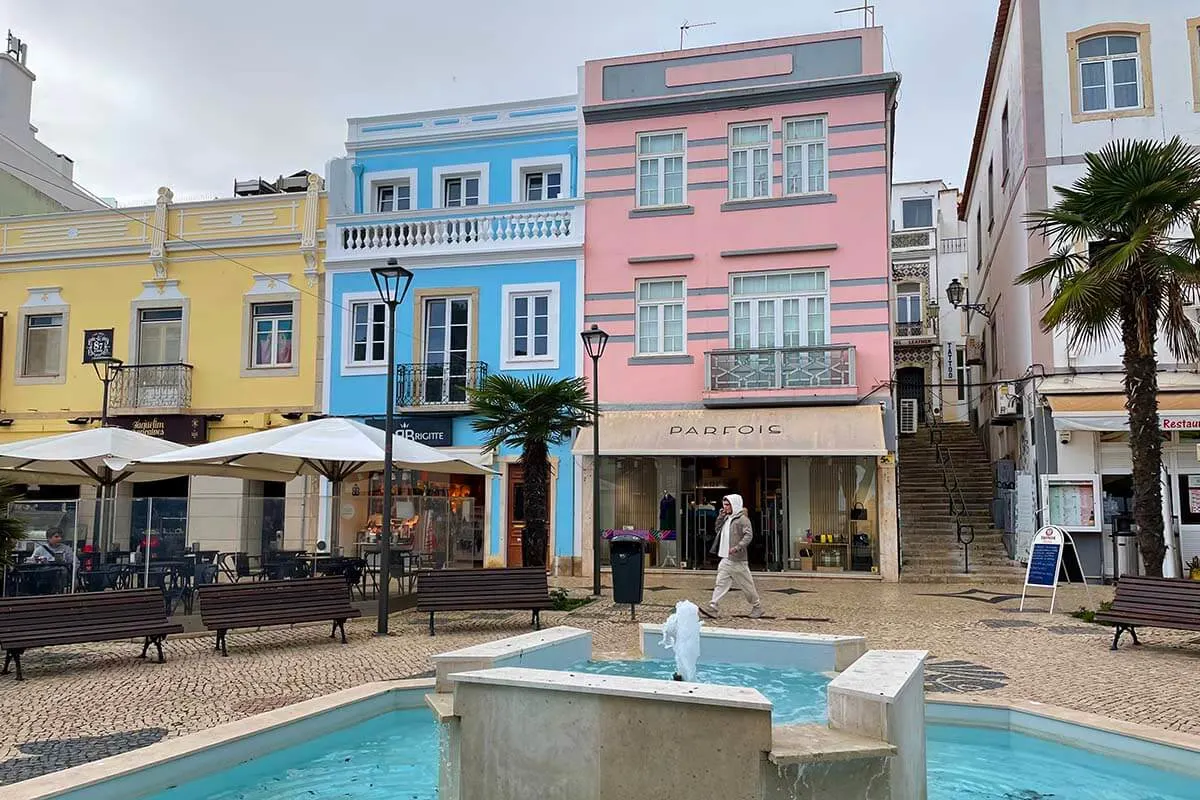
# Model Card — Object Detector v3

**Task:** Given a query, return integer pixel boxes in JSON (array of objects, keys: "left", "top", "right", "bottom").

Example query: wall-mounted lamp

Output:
[
  {"left": 0, "top": 419, "right": 13, "bottom": 426},
  {"left": 945, "top": 278, "right": 993, "bottom": 321},
  {"left": 205, "top": 414, "right": 224, "bottom": 422},
  {"left": 67, "top": 417, "right": 91, "bottom": 425},
  {"left": 306, "top": 413, "right": 327, "bottom": 422},
  {"left": 281, "top": 411, "right": 303, "bottom": 421}
]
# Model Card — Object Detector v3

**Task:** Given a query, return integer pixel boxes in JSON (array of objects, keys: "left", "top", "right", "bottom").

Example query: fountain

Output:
[{"left": 661, "top": 599, "right": 702, "bottom": 681}]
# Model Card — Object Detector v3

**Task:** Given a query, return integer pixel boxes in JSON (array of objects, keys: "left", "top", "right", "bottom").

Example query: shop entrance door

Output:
[
  {"left": 896, "top": 367, "right": 925, "bottom": 425},
  {"left": 505, "top": 464, "right": 550, "bottom": 567}
]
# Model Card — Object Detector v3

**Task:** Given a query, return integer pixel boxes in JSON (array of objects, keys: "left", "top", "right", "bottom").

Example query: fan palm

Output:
[
  {"left": 469, "top": 375, "right": 595, "bottom": 568},
  {"left": 0, "top": 478, "right": 26, "bottom": 567},
  {"left": 1016, "top": 136, "right": 1200, "bottom": 576}
]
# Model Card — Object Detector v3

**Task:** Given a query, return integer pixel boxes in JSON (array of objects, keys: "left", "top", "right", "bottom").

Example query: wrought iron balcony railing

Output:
[
  {"left": 396, "top": 361, "right": 488, "bottom": 408},
  {"left": 704, "top": 346, "right": 856, "bottom": 392},
  {"left": 110, "top": 363, "right": 193, "bottom": 412},
  {"left": 894, "top": 321, "right": 929, "bottom": 338}
]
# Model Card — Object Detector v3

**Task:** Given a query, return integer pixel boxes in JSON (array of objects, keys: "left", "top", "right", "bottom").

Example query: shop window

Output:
[{"left": 730, "top": 269, "right": 828, "bottom": 349}]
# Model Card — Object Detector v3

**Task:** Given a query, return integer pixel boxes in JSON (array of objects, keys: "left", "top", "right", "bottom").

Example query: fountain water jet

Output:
[{"left": 661, "top": 599, "right": 702, "bottom": 681}]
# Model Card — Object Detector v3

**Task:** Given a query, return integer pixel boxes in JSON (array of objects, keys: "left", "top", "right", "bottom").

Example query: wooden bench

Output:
[
  {"left": 1095, "top": 575, "right": 1200, "bottom": 650},
  {"left": 416, "top": 567, "right": 553, "bottom": 636},
  {"left": 198, "top": 576, "right": 362, "bottom": 656},
  {"left": 0, "top": 589, "right": 184, "bottom": 681}
]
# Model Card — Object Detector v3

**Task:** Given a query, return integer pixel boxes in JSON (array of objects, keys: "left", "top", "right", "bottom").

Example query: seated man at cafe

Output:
[{"left": 30, "top": 528, "right": 75, "bottom": 566}]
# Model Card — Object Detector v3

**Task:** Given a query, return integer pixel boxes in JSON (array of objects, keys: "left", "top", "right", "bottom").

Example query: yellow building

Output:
[{"left": 0, "top": 174, "right": 326, "bottom": 558}]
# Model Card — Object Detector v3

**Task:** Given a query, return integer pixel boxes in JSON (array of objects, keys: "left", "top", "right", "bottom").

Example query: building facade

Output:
[
  {"left": 579, "top": 30, "right": 902, "bottom": 581},
  {"left": 323, "top": 98, "right": 584, "bottom": 574},
  {"left": 0, "top": 175, "right": 326, "bottom": 556},
  {"left": 960, "top": 0, "right": 1200, "bottom": 577},
  {"left": 890, "top": 180, "right": 971, "bottom": 430}
]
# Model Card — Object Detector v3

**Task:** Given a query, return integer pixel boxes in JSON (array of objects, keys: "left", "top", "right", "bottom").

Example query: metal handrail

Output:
[{"left": 928, "top": 417, "right": 973, "bottom": 572}]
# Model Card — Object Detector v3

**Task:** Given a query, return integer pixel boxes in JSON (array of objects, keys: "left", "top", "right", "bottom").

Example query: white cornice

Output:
[{"left": 347, "top": 120, "right": 576, "bottom": 153}]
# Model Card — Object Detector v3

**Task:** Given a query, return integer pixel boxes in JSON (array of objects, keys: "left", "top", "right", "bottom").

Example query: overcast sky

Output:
[{"left": 0, "top": 0, "right": 996, "bottom": 206}]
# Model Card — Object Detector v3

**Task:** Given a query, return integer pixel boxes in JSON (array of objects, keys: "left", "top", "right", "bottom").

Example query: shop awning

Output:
[
  {"left": 572, "top": 406, "right": 887, "bottom": 457},
  {"left": 1047, "top": 393, "right": 1200, "bottom": 431}
]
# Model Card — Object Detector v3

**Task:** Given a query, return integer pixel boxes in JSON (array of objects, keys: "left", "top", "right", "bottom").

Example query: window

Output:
[
  {"left": 1000, "top": 104, "right": 1010, "bottom": 180},
  {"left": 987, "top": 160, "right": 995, "bottom": 230},
  {"left": 501, "top": 283, "right": 559, "bottom": 369},
  {"left": 137, "top": 307, "right": 183, "bottom": 364},
  {"left": 637, "top": 131, "right": 685, "bottom": 207},
  {"left": 375, "top": 182, "right": 411, "bottom": 213},
  {"left": 975, "top": 209, "right": 983, "bottom": 271},
  {"left": 635, "top": 279, "right": 686, "bottom": 355},
  {"left": 783, "top": 117, "right": 827, "bottom": 195},
  {"left": 349, "top": 300, "right": 387, "bottom": 365},
  {"left": 956, "top": 346, "right": 968, "bottom": 401},
  {"left": 423, "top": 296, "right": 472, "bottom": 403},
  {"left": 251, "top": 301, "right": 294, "bottom": 367},
  {"left": 901, "top": 198, "right": 933, "bottom": 229},
  {"left": 22, "top": 313, "right": 63, "bottom": 377},
  {"left": 731, "top": 270, "right": 828, "bottom": 349},
  {"left": 523, "top": 170, "right": 562, "bottom": 201},
  {"left": 729, "top": 123, "right": 770, "bottom": 200},
  {"left": 1067, "top": 25, "right": 1153, "bottom": 121},
  {"left": 1190, "top": 18, "right": 1200, "bottom": 112},
  {"left": 896, "top": 282, "right": 922, "bottom": 337},
  {"left": 443, "top": 175, "right": 480, "bottom": 207}
]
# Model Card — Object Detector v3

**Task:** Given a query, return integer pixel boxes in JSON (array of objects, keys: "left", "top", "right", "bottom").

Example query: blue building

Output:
[{"left": 323, "top": 97, "right": 583, "bottom": 574}]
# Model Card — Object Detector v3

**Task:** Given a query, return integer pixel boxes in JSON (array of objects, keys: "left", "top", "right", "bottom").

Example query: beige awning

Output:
[{"left": 572, "top": 406, "right": 886, "bottom": 457}]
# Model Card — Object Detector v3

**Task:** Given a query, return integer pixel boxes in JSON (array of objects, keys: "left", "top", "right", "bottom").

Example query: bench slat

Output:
[{"left": 1097, "top": 577, "right": 1200, "bottom": 647}]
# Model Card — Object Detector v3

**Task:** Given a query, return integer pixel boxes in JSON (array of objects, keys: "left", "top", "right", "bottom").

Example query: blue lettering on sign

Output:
[{"left": 1026, "top": 542, "right": 1061, "bottom": 587}]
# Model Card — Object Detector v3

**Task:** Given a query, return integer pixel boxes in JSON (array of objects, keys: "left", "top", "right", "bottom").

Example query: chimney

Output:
[{"left": 0, "top": 31, "right": 35, "bottom": 144}]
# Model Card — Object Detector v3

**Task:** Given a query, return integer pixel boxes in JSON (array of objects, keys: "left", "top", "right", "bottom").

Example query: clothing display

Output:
[{"left": 659, "top": 493, "right": 676, "bottom": 533}]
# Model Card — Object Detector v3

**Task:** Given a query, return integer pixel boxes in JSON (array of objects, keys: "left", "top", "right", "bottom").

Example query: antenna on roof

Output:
[
  {"left": 679, "top": 19, "right": 716, "bottom": 50},
  {"left": 834, "top": 1, "right": 875, "bottom": 28},
  {"left": 6, "top": 30, "right": 27, "bottom": 65}
]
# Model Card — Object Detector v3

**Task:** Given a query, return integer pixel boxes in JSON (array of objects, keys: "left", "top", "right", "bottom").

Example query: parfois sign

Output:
[{"left": 668, "top": 424, "right": 784, "bottom": 437}]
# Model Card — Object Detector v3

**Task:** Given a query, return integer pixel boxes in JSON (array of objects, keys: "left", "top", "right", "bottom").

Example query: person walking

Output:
[{"left": 708, "top": 494, "right": 763, "bottom": 618}]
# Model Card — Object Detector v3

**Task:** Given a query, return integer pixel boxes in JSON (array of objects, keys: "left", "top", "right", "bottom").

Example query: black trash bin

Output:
[{"left": 609, "top": 534, "right": 645, "bottom": 612}]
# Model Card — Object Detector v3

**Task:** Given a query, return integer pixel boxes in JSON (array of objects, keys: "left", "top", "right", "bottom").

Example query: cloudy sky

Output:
[{"left": 1, "top": 0, "right": 996, "bottom": 205}]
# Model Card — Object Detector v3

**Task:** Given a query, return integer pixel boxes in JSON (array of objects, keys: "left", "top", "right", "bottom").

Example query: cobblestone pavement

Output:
[{"left": 2, "top": 575, "right": 1198, "bottom": 784}]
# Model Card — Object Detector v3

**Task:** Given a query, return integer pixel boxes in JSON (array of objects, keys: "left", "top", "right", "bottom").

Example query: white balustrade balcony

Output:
[{"left": 327, "top": 200, "right": 584, "bottom": 262}]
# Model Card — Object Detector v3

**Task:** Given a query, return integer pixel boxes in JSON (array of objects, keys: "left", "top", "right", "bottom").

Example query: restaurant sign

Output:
[
  {"left": 365, "top": 415, "right": 453, "bottom": 447},
  {"left": 110, "top": 414, "right": 208, "bottom": 444},
  {"left": 82, "top": 329, "right": 115, "bottom": 363},
  {"left": 1161, "top": 417, "right": 1200, "bottom": 431}
]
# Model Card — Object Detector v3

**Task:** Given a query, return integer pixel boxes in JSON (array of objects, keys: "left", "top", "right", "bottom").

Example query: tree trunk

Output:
[
  {"left": 520, "top": 440, "right": 550, "bottom": 569},
  {"left": 1122, "top": 278, "right": 1167, "bottom": 577}
]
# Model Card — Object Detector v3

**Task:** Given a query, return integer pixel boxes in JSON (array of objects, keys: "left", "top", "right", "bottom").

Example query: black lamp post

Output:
[
  {"left": 370, "top": 258, "right": 414, "bottom": 635},
  {"left": 580, "top": 323, "right": 609, "bottom": 597},
  {"left": 91, "top": 356, "right": 123, "bottom": 427},
  {"left": 945, "top": 278, "right": 993, "bottom": 325}
]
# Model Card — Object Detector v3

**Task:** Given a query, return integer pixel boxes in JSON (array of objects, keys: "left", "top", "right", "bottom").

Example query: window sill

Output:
[
  {"left": 629, "top": 205, "right": 694, "bottom": 219},
  {"left": 627, "top": 354, "right": 694, "bottom": 366},
  {"left": 501, "top": 357, "right": 560, "bottom": 372},
  {"left": 339, "top": 362, "right": 389, "bottom": 377},
  {"left": 13, "top": 374, "right": 65, "bottom": 386},
  {"left": 1071, "top": 106, "right": 1154, "bottom": 124},
  {"left": 721, "top": 193, "right": 836, "bottom": 212},
  {"left": 242, "top": 364, "right": 300, "bottom": 378}
]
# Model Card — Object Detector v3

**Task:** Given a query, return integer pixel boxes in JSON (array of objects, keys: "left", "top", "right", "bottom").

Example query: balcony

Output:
[
  {"left": 110, "top": 363, "right": 193, "bottom": 414},
  {"left": 703, "top": 346, "right": 856, "bottom": 406},
  {"left": 328, "top": 200, "right": 584, "bottom": 263},
  {"left": 894, "top": 320, "right": 937, "bottom": 343},
  {"left": 396, "top": 361, "right": 488, "bottom": 412},
  {"left": 941, "top": 236, "right": 967, "bottom": 254},
  {"left": 890, "top": 228, "right": 935, "bottom": 252}
]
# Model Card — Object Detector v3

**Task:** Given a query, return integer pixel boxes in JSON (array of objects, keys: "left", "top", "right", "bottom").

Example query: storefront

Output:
[
  {"left": 1047, "top": 390, "right": 1198, "bottom": 579},
  {"left": 576, "top": 406, "right": 896, "bottom": 579}
]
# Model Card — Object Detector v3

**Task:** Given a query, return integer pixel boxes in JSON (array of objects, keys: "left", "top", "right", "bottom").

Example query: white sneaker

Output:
[
  {"left": 749, "top": 607, "right": 764, "bottom": 619},
  {"left": 707, "top": 603, "right": 720, "bottom": 617}
]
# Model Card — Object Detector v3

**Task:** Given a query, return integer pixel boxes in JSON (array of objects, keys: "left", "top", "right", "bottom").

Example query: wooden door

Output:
[{"left": 506, "top": 465, "right": 526, "bottom": 566}]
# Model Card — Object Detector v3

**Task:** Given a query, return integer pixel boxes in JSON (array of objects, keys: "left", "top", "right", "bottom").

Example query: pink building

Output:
[{"left": 576, "top": 29, "right": 902, "bottom": 582}]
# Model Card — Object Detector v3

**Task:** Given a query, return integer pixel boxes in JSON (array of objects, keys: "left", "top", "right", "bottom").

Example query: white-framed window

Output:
[
  {"left": 783, "top": 116, "right": 827, "bottom": 195},
  {"left": 1077, "top": 34, "right": 1142, "bottom": 113},
  {"left": 896, "top": 282, "right": 922, "bottom": 337},
  {"left": 635, "top": 278, "right": 686, "bottom": 355},
  {"left": 901, "top": 198, "right": 933, "bottom": 229},
  {"left": 22, "top": 313, "right": 63, "bottom": 377},
  {"left": 432, "top": 164, "right": 489, "bottom": 209},
  {"left": 422, "top": 295, "right": 473, "bottom": 404},
  {"left": 729, "top": 122, "right": 771, "bottom": 200},
  {"left": 250, "top": 301, "right": 294, "bottom": 368},
  {"left": 137, "top": 307, "right": 183, "bottom": 364},
  {"left": 523, "top": 170, "right": 562, "bottom": 201},
  {"left": 443, "top": 175, "right": 480, "bottom": 207},
  {"left": 375, "top": 182, "right": 411, "bottom": 213},
  {"left": 511, "top": 156, "right": 571, "bottom": 203},
  {"left": 636, "top": 131, "right": 685, "bottom": 208},
  {"left": 348, "top": 300, "right": 387, "bottom": 366},
  {"left": 731, "top": 270, "right": 828, "bottom": 349},
  {"left": 501, "top": 283, "right": 560, "bottom": 369}
]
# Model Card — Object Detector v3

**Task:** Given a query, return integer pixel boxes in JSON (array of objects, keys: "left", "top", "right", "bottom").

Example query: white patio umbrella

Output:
[{"left": 134, "top": 416, "right": 492, "bottom": 552}]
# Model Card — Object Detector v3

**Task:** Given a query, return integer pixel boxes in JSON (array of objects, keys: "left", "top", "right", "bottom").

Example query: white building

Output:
[
  {"left": 959, "top": 0, "right": 1200, "bottom": 579},
  {"left": 890, "top": 180, "right": 971, "bottom": 431},
  {"left": 0, "top": 32, "right": 99, "bottom": 215}
]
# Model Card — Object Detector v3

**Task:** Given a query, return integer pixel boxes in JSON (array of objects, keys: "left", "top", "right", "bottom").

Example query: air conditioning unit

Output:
[
  {"left": 898, "top": 399, "right": 918, "bottom": 434},
  {"left": 965, "top": 335, "right": 983, "bottom": 365},
  {"left": 993, "top": 382, "right": 1021, "bottom": 417}
]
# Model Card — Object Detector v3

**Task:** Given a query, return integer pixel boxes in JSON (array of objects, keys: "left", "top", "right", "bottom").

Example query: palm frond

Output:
[
  {"left": 0, "top": 478, "right": 26, "bottom": 567},
  {"left": 468, "top": 374, "right": 594, "bottom": 454}
]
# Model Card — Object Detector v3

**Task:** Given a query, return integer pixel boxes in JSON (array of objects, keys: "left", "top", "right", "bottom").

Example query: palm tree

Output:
[
  {"left": 0, "top": 478, "right": 26, "bottom": 567},
  {"left": 469, "top": 375, "right": 595, "bottom": 568},
  {"left": 1016, "top": 137, "right": 1200, "bottom": 576}
]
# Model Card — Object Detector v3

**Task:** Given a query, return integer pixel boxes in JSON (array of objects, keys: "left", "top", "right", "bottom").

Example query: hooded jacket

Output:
[{"left": 710, "top": 494, "right": 752, "bottom": 562}]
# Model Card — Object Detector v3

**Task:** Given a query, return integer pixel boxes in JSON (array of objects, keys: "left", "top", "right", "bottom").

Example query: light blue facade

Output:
[{"left": 323, "top": 97, "right": 584, "bottom": 572}]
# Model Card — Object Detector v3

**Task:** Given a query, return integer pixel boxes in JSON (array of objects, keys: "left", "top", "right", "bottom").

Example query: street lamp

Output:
[
  {"left": 370, "top": 258, "right": 414, "bottom": 636},
  {"left": 580, "top": 323, "right": 609, "bottom": 597},
  {"left": 90, "top": 356, "right": 123, "bottom": 427},
  {"left": 945, "top": 278, "right": 993, "bottom": 324}
]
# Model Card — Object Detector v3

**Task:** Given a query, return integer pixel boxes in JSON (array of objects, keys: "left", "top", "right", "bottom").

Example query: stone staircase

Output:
[{"left": 898, "top": 423, "right": 1025, "bottom": 583}]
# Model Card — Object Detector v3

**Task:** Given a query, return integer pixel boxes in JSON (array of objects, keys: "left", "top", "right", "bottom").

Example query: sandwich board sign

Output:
[{"left": 1019, "top": 524, "right": 1088, "bottom": 613}]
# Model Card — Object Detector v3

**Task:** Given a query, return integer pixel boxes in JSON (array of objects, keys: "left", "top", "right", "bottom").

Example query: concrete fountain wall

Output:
[{"left": 430, "top": 626, "right": 927, "bottom": 800}]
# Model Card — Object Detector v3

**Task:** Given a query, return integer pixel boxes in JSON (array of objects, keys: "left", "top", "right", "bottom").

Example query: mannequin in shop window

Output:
[{"left": 659, "top": 492, "right": 676, "bottom": 532}]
